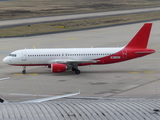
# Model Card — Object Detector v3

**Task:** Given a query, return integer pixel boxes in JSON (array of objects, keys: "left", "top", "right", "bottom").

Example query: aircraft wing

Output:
[
  {"left": 47, "top": 59, "right": 98, "bottom": 64},
  {"left": 21, "top": 91, "right": 80, "bottom": 103}
]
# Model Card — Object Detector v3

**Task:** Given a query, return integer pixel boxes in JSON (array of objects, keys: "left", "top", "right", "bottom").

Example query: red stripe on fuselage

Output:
[{"left": 79, "top": 48, "right": 155, "bottom": 66}]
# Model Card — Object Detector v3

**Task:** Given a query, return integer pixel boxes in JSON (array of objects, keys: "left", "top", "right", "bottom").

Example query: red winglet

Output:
[{"left": 125, "top": 23, "right": 152, "bottom": 49}]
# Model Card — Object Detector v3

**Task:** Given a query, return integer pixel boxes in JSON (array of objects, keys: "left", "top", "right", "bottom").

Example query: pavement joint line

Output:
[
  {"left": 35, "top": 75, "right": 48, "bottom": 95},
  {"left": 143, "top": 72, "right": 159, "bottom": 84},
  {"left": 25, "top": 75, "right": 38, "bottom": 96},
  {"left": 106, "top": 75, "right": 159, "bottom": 98}
]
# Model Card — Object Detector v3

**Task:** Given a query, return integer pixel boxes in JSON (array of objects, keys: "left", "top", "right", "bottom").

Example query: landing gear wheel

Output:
[
  {"left": 75, "top": 70, "right": 80, "bottom": 74},
  {"left": 22, "top": 66, "right": 26, "bottom": 74},
  {"left": 22, "top": 70, "right": 26, "bottom": 74},
  {"left": 72, "top": 68, "right": 76, "bottom": 71}
]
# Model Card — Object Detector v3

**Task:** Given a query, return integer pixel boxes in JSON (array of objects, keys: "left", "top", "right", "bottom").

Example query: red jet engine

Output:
[{"left": 51, "top": 63, "right": 67, "bottom": 73}]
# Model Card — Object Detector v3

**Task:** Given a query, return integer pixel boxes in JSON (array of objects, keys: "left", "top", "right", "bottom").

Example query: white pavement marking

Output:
[{"left": 0, "top": 77, "right": 10, "bottom": 81}]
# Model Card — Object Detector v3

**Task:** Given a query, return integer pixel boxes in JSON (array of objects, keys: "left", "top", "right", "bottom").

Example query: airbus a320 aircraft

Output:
[{"left": 3, "top": 23, "right": 155, "bottom": 74}]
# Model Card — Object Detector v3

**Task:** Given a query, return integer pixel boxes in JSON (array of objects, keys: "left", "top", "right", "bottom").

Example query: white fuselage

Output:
[{"left": 3, "top": 47, "right": 124, "bottom": 65}]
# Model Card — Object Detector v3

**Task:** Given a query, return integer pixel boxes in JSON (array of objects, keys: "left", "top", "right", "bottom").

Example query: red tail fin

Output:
[{"left": 125, "top": 23, "right": 152, "bottom": 48}]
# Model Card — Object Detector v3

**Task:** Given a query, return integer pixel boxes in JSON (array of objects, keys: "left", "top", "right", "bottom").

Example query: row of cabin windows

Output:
[{"left": 28, "top": 53, "right": 117, "bottom": 57}]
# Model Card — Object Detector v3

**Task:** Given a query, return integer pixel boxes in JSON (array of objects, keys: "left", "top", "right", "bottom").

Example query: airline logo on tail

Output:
[{"left": 3, "top": 23, "right": 155, "bottom": 74}]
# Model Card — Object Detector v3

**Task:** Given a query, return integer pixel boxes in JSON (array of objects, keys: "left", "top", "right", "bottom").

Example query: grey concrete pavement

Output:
[{"left": 0, "top": 21, "right": 160, "bottom": 102}]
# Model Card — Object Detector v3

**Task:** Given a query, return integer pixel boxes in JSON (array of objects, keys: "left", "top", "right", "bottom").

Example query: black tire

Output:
[
  {"left": 22, "top": 70, "right": 26, "bottom": 74},
  {"left": 75, "top": 70, "right": 80, "bottom": 74},
  {"left": 72, "top": 68, "right": 76, "bottom": 71}
]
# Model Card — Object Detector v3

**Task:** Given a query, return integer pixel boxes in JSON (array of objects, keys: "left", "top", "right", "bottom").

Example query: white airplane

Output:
[{"left": 3, "top": 23, "right": 155, "bottom": 74}]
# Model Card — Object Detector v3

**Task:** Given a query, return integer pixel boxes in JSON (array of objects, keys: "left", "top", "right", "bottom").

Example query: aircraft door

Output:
[
  {"left": 122, "top": 49, "right": 127, "bottom": 59},
  {"left": 22, "top": 51, "right": 27, "bottom": 61}
]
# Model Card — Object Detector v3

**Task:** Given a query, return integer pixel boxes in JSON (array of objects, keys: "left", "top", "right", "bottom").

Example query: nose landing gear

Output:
[{"left": 22, "top": 66, "right": 26, "bottom": 74}]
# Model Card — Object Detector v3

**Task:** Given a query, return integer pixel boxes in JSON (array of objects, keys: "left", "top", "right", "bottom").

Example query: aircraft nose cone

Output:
[{"left": 3, "top": 57, "right": 8, "bottom": 64}]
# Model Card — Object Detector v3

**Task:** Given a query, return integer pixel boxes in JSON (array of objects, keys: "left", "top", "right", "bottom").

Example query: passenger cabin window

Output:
[{"left": 9, "top": 54, "right": 16, "bottom": 57}]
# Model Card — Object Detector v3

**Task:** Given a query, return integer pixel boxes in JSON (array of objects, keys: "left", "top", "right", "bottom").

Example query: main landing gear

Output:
[
  {"left": 22, "top": 66, "right": 26, "bottom": 74},
  {"left": 72, "top": 67, "right": 81, "bottom": 74}
]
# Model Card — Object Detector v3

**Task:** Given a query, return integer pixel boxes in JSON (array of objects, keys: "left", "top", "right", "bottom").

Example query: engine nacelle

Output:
[{"left": 51, "top": 63, "right": 67, "bottom": 73}]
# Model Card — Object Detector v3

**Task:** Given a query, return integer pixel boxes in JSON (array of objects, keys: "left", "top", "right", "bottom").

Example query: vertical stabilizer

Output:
[{"left": 125, "top": 23, "right": 152, "bottom": 48}]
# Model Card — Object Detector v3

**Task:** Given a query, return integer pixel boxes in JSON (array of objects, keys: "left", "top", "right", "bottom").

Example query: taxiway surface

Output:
[{"left": 0, "top": 21, "right": 160, "bottom": 102}]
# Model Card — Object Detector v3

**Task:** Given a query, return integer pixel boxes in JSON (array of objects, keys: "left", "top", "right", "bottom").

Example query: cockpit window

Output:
[{"left": 9, "top": 54, "right": 17, "bottom": 57}]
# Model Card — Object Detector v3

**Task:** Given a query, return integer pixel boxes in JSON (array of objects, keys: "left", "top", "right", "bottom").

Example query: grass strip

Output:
[
  {"left": 0, "top": 11, "right": 160, "bottom": 37},
  {"left": 1, "top": 0, "right": 160, "bottom": 20}
]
